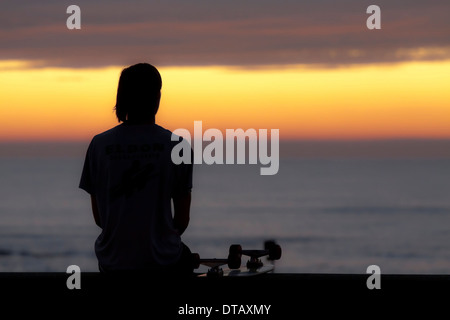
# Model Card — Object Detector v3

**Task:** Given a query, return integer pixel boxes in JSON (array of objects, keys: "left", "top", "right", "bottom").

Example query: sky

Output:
[{"left": 1, "top": 0, "right": 450, "bottom": 141}]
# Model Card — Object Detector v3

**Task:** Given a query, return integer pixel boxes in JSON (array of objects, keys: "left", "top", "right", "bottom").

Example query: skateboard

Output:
[{"left": 192, "top": 241, "right": 282, "bottom": 277}]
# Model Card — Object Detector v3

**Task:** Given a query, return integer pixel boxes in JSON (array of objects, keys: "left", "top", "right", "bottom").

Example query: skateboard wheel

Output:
[
  {"left": 229, "top": 244, "right": 242, "bottom": 256},
  {"left": 268, "top": 244, "right": 282, "bottom": 260},
  {"left": 264, "top": 240, "right": 277, "bottom": 251},
  {"left": 191, "top": 253, "right": 200, "bottom": 269},
  {"left": 227, "top": 254, "right": 242, "bottom": 269}
]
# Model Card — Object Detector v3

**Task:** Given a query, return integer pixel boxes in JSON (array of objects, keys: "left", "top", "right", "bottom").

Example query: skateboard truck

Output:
[
  {"left": 191, "top": 245, "right": 242, "bottom": 278},
  {"left": 236, "top": 241, "right": 282, "bottom": 270}
]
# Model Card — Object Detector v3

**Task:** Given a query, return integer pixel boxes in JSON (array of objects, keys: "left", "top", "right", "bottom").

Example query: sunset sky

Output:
[{"left": 1, "top": 0, "right": 449, "bottom": 142}]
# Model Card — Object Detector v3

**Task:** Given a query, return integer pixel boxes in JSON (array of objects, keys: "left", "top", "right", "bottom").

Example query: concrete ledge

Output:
[{"left": 1, "top": 273, "right": 448, "bottom": 317}]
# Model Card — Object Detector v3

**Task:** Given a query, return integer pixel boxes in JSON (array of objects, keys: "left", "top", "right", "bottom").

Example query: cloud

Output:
[{"left": 1, "top": 0, "right": 450, "bottom": 68}]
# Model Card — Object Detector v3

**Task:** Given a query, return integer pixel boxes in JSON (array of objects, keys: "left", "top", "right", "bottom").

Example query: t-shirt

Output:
[{"left": 79, "top": 123, "right": 193, "bottom": 271}]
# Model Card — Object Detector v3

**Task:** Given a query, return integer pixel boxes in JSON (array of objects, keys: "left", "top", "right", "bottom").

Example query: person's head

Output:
[{"left": 114, "top": 63, "right": 162, "bottom": 123}]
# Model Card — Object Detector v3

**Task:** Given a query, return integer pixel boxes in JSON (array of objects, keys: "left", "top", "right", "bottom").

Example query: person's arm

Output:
[
  {"left": 90, "top": 194, "right": 101, "bottom": 228},
  {"left": 173, "top": 191, "right": 191, "bottom": 236}
]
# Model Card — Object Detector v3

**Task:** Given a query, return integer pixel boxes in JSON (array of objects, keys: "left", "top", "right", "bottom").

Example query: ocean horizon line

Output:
[{"left": 1, "top": 138, "right": 450, "bottom": 159}]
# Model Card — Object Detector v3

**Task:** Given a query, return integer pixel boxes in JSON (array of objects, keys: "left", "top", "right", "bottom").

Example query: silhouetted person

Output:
[{"left": 79, "top": 63, "right": 193, "bottom": 275}]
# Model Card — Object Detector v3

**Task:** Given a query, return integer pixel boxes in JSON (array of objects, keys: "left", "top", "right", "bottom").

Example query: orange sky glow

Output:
[{"left": 1, "top": 60, "right": 449, "bottom": 142}]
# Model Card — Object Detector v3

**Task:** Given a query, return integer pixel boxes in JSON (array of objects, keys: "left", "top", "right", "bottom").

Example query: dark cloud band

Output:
[{"left": 1, "top": 0, "right": 449, "bottom": 68}]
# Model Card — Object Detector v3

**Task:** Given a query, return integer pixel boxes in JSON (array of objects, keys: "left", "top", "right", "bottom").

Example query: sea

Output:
[{"left": 1, "top": 140, "right": 450, "bottom": 274}]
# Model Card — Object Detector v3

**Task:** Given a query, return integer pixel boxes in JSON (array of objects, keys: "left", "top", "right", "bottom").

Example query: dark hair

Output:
[{"left": 114, "top": 63, "right": 162, "bottom": 123}]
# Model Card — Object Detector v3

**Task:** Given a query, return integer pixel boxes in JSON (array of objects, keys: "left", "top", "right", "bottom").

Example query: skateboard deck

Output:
[{"left": 197, "top": 265, "right": 275, "bottom": 277}]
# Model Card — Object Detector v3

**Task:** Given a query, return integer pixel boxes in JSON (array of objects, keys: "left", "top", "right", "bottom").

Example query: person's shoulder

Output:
[
  {"left": 95, "top": 125, "right": 123, "bottom": 139},
  {"left": 153, "top": 124, "right": 172, "bottom": 135},
  {"left": 153, "top": 124, "right": 179, "bottom": 141},
  {"left": 89, "top": 125, "right": 123, "bottom": 146},
  {"left": 155, "top": 125, "right": 192, "bottom": 151}
]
